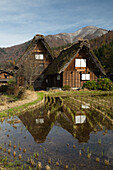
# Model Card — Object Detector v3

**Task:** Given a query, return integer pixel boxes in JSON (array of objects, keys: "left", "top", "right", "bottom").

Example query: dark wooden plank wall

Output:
[
  {"left": 33, "top": 42, "right": 53, "bottom": 89},
  {"left": 32, "top": 42, "right": 52, "bottom": 69},
  {"left": 47, "top": 74, "right": 63, "bottom": 88},
  {"left": 18, "top": 41, "right": 53, "bottom": 88},
  {"left": 63, "top": 70, "right": 97, "bottom": 88},
  {"left": 63, "top": 50, "right": 98, "bottom": 88},
  {"left": 24, "top": 42, "right": 52, "bottom": 75},
  {"left": 63, "top": 71, "right": 79, "bottom": 87}
]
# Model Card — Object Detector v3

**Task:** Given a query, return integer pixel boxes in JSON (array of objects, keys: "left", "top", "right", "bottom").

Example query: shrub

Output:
[
  {"left": 97, "top": 78, "right": 113, "bottom": 91},
  {"left": 7, "top": 79, "right": 16, "bottom": 85},
  {"left": 62, "top": 85, "right": 71, "bottom": 91},
  {"left": 17, "top": 87, "right": 26, "bottom": 99},
  {"left": 83, "top": 81, "right": 97, "bottom": 90},
  {"left": 7, "top": 84, "right": 19, "bottom": 96},
  {"left": 7, "top": 85, "right": 15, "bottom": 95},
  {"left": 6, "top": 78, "right": 19, "bottom": 96},
  {"left": 25, "top": 85, "right": 34, "bottom": 91},
  {"left": 82, "top": 78, "right": 113, "bottom": 91}
]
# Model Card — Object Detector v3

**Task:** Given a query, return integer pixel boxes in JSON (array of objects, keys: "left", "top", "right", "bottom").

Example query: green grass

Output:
[
  {"left": 47, "top": 90, "right": 113, "bottom": 97},
  {"left": 0, "top": 92, "right": 45, "bottom": 118},
  {"left": 0, "top": 90, "right": 112, "bottom": 119},
  {"left": 1, "top": 93, "right": 18, "bottom": 101}
]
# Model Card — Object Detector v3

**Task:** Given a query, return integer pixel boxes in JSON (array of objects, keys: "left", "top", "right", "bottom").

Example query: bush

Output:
[
  {"left": 7, "top": 79, "right": 16, "bottom": 85},
  {"left": 82, "top": 78, "right": 113, "bottom": 91},
  {"left": 62, "top": 85, "right": 71, "bottom": 91},
  {"left": 83, "top": 81, "right": 97, "bottom": 90},
  {"left": 25, "top": 85, "right": 34, "bottom": 91},
  {"left": 17, "top": 87, "right": 26, "bottom": 99},
  {"left": 0, "top": 85, "right": 8, "bottom": 92},
  {"left": 97, "top": 78, "right": 113, "bottom": 91},
  {"left": 7, "top": 84, "right": 19, "bottom": 96}
]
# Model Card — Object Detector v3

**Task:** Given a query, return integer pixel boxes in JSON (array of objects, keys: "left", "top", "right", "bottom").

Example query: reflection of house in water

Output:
[
  {"left": 19, "top": 104, "right": 113, "bottom": 144},
  {"left": 58, "top": 113, "right": 92, "bottom": 143},
  {"left": 19, "top": 107, "right": 92, "bottom": 143},
  {"left": 81, "top": 104, "right": 90, "bottom": 109},
  {"left": 75, "top": 115, "right": 86, "bottom": 124},
  {"left": 36, "top": 118, "right": 44, "bottom": 124},
  {"left": 19, "top": 108, "right": 58, "bottom": 143}
]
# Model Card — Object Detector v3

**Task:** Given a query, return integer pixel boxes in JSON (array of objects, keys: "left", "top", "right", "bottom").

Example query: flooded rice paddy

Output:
[{"left": 0, "top": 96, "right": 113, "bottom": 169}]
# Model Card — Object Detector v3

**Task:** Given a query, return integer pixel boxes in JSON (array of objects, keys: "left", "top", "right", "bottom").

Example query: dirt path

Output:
[{"left": 0, "top": 90, "right": 38, "bottom": 112}]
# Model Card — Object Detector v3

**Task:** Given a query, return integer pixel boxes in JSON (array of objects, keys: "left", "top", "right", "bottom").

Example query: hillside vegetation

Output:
[
  {"left": 52, "top": 31, "right": 113, "bottom": 74},
  {"left": 0, "top": 29, "right": 113, "bottom": 74},
  {"left": 0, "top": 26, "right": 108, "bottom": 62},
  {"left": 90, "top": 31, "right": 113, "bottom": 74},
  {"left": 93, "top": 41, "right": 113, "bottom": 73}
]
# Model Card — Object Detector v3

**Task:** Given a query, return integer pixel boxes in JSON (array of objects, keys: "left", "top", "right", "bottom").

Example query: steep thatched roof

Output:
[
  {"left": 45, "top": 40, "right": 106, "bottom": 76},
  {"left": 0, "top": 69, "right": 13, "bottom": 75},
  {"left": 16, "top": 34, "right": 54, "bottom": 67}
]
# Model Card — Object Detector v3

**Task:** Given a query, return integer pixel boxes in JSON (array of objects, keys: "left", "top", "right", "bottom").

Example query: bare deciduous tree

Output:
[{"left": 17, "top": 58, "right": 43, "bottom": 86}]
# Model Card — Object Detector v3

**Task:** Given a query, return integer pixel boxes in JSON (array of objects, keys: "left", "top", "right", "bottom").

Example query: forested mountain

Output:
[
  {"left": 0, "top": 26, "right": 107, "bottom": 63},
  {"left": 52, "top": 31, "right": 113, "bottom": 74},
  {"left": 0, "top": 41, "right": 31, "bottom": 66},
  {"left": 90, "top": 31, "right": 113, "bottom": 49},
  {"left": 93, "top": 41, "right": 113, "bottom": 73},
  {"left": 0, "top": 26, "right": 113, "bottom": 74},
  {"left": 90, "top": 31, "right": 113, "bottom": 74}
]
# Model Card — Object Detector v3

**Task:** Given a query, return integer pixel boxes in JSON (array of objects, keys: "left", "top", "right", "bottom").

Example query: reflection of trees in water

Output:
[{"left": 19, "top": 101, "right": 113, "bottom": 144}]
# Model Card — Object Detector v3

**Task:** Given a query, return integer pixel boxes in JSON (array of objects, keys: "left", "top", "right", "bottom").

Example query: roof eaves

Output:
[
  {"left": 59, "top": 49, "right": 81, "bottom": 73},
  {"left": 41, "top": 40, "right": 54, "bottom": 59},
  {"left": 45, "top": 43, "right": 81, "bottom": 75}
]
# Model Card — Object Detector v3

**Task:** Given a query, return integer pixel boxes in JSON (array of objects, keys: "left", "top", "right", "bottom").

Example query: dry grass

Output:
[{"left": 0, "top": 90, "right": 37, "bottom": 112}]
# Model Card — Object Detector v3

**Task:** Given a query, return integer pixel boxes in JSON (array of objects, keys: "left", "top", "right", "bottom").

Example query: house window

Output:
[
  {"left": 36, "top": 118, "right": 44, "bottom": 124},
  {"left": 35, "top": 54, "right": 44, "bottom": 60},
  {"left": 75, "top": 115, "right": 86, "bottom": 124},
  {"left": 81, "top": 73, "right": 90, "bottom": 80},
  {"left": 75, "top": 59, "right": 86, "bottom": 68},
  {"left": 57, "top": 75, "right": 60, "bottom": 80}
]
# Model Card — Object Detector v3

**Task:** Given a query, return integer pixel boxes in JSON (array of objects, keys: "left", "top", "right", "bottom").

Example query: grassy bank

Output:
[
  {"left": 0, "top": 92, "right": 45, "bottom": 119},
  {"left": 0, "top": 90, "right": 113, "bottom": 119},
  {"left": 47, "top": 90, "right": 113, "bottom": 97}
]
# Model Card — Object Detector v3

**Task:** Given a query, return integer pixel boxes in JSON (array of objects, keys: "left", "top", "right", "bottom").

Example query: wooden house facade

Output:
[
  {"left": 0, "top": 70, "right": 13, "bottom": 85},
  {"left": 45, "top": 40, "right": 105, "bottom": 89},
  {"left": 16, "top": 34, "right": 54, "bottom": 89}
]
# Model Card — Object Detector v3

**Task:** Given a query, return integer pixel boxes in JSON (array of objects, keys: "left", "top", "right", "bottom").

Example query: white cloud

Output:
[{"left": 0, "top": 0, "right": 113, "bottom": 47}]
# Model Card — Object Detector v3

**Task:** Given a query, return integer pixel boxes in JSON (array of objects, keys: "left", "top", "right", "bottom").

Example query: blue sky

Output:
[{"left": 0, "top": 0, "right": 113, "bottom": 47}]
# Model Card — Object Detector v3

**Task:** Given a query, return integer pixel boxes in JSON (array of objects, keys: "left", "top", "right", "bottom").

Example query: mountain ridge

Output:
[
  {"left": 0, "top": 26, "right": 109, "bottom": 64},
  {"left": 45, "top": 26, "right": 108, "bottom": 47}
]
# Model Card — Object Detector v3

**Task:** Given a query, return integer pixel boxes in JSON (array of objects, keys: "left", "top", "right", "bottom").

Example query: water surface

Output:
[{"left": 0, "top": 103, "right": 113, "bottom": 169}]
